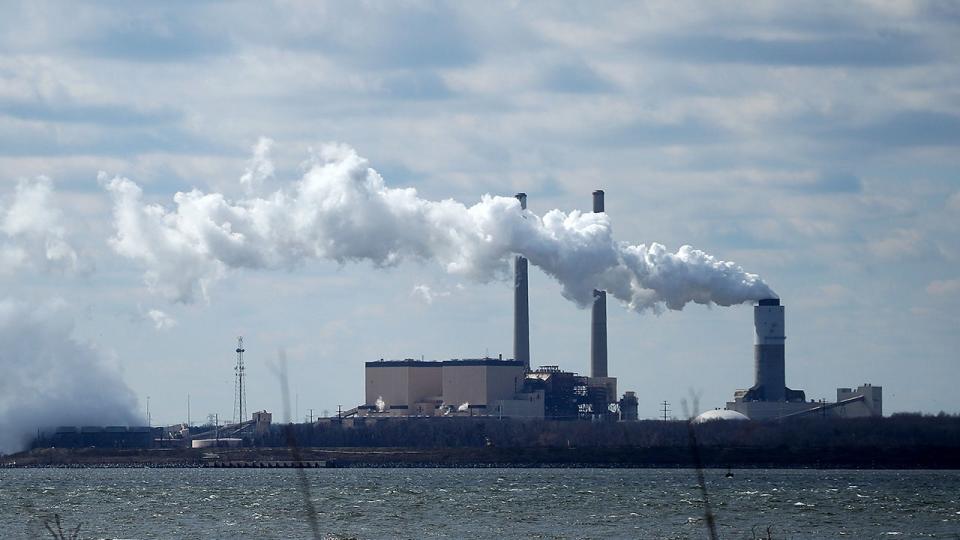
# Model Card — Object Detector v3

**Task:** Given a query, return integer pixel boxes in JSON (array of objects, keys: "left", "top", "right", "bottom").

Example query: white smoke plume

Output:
[
  {"left": 0, "top": 299, "right": 143, "bottom": 454},
  {"left": 1, "top": 176, "right": 81, "bottom": 275},
  {"left": 103, "top": 142, "right": 775, "bottom": 310},
  {"left": 239, "top": 137, "right": 275, "bottom": 195}
]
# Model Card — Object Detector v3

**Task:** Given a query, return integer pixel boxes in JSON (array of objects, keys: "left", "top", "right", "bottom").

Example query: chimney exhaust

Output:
[
  {"left": 514, "top": 193, "right": 530, "bottom": 370},
  {"left": 590, "top": 190, "right": 608, "bottom": 378}
]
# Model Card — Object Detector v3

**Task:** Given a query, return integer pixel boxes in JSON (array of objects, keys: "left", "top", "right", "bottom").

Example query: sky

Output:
[{"left": 1, "top": 1, "right": 958, "bottom": 436}]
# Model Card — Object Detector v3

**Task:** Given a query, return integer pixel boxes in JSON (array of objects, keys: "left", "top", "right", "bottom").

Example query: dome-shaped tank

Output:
[{"left": 693, "top": 409, "right": 750, "bottom": 423}]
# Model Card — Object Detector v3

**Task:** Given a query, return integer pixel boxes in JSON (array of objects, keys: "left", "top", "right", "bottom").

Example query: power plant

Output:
[
  {"left": 351, "top": 191, "right": 882, "bottom": 423},
  {"left": 34, "top": 191, "right": 884, "bottom": 455},
  {"left": 355, "top": 190, "right": 635, "bottom": 421},
  {"left": 723, "top": 298, "right": 881, "bottom": 420}
]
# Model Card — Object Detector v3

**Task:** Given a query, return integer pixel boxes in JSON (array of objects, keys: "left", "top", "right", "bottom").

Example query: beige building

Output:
[
  {"left": 362, "top": 358, "right": 541, "bottom": 417},
  {"left": 441, "top": 359, "right": 526, "bottom": 408},
  {"left": 365, "top": 360, "right": 443, "bottom": 413}
]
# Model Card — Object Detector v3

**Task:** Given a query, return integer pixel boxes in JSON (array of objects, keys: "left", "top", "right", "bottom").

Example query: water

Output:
[{"left": 2, "top": 468, "right": 959, "bottom": 539}]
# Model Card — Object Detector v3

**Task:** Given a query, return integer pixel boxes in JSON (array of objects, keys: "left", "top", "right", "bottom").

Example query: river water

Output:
[{"left": 2, "top": 468, "right": 959, "bottom": 539}]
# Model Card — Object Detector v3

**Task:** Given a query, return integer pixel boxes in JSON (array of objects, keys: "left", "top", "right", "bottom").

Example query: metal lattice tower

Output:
[{"left": 233, "top": 336, "right": 247, "bottom": 425}]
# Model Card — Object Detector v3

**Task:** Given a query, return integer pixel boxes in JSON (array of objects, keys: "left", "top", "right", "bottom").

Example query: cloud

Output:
[
  {"left": 100, "top": 171, "right": 225, "bottom": 303},
  {"left": 286, "top": 3, "right": 480, "bottom": 69},
  {"left": 867, "top": 228, "right": 923, "bottom": 259},
  {"left": 104, "top": 140, "right": 776, "bottom": 312},
  {"left": 377, "top": 71, "right": 453, "bottom": 100},
  {"left": 799, "top": 172, "right": 863, "bottom": 194},
  {"left": 0, "top": 176, "right": 82, "bottom": 274},
  {"left": 595, "top": 116, "right": 727, "bottom": 147},
  {"left": 835, "top": 111, "right": 960, "bottom": 148},
  {"left": 650, "top": 33, "right": 934, "bottom": 67},
  {"left": 0, "top": 98, "right": 180, "bottom": 127},
  {"left": 540, "top": 60, "right": 614, "bottom": 94},
  {"left": 0, "top": 122, "right": 226, "bottom": 158},
  {"left": 410, "top": 284, "right": 451, "bottom": 305},
  {"left": 146, "top": 309, "right": 177, "bottom": 331},
  {"left": 74, "top": 12, "right": 233, "bottom": 62},
  {"left": 239, "top": 137, "right": 275, "bottom": 194},
  {"left": 927, "top": 279, "right": 960, "bottom": 296},
  {"left": 0, "top": 298, "right": 143, "bottom": 454}
]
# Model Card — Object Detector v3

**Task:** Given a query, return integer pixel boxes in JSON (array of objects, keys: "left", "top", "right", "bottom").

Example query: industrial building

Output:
[
  {"left": 356, "top": 190, "right": 638, "bottom": 421},
  {"left": 725, "top": 298, "right": 882, "bottom": 420},
  {"left": 361, "top": 358, "right": 541, "bottom": 417},
  {"left": 52, "top": 426, "right": 154, "bottom": 448},
  {"left": 351, "top": 190, "right": 882, "bottom": 424}
]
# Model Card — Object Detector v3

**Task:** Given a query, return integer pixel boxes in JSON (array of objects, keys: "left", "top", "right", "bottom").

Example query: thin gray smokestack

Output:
[
  {"left": 514, "top": 193, "right": 530, "bottom": 370},
  {"left": 591, "top": 190, "right": 608, "bottom": 378}
]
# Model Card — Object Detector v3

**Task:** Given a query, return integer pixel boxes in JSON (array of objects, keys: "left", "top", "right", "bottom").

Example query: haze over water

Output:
[{"left": 3, "top": 468, "right": 959, "bottom": 538}]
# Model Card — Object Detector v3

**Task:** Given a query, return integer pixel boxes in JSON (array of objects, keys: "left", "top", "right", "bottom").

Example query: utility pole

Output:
[
  {"left": 661, "top": 400, "right": 670, "bottom": 421},
  {"left": 308, "top": 408, "right": 314, "bottom": 423},
  {"left": 187, "top": 394, "right": 191, "bottom": 427},
  {"left": 337, "top": 404, "right": 343, "bottom": 420},
  {"left": 146, "top": 396, "right": 151, "bottom": 427}
]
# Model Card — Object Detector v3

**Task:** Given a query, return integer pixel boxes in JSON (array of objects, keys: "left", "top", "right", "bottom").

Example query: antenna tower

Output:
[{"left": 233, "top": 336, "right": 247, "bottom": 425}]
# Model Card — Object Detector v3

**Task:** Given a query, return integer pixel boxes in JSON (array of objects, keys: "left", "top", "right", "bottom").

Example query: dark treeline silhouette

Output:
[
  {"left": 15, "top": 415, "right": 960, "bottom": 468},
  {"left": 259, "top": 415, "right": 960, "bottom": 451},
  {"left": 232, "top": 415, "right": 960, "bottom": 468}
]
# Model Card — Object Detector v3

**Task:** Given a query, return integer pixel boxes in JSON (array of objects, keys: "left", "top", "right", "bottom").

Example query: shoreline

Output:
[{"left": 4, "top": 445, "right": 960, "bottom": 470}]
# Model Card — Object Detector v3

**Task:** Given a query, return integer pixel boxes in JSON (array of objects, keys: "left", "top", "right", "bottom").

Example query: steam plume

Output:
[
  {"left": 103, "top": 142, "right": 775, "bottom": 310},
  {"left": 1, "top": 176, "right": 80, "bottom": 274},
  {"left": 0, "top": 299, "right": 143, "bottom": 454}
]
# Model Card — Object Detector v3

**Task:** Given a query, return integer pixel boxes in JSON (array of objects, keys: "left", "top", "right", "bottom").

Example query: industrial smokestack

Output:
[
  {"left": 590, "top": 190, "right": 608, "bottom": 378},
  {"left": 592, "top": 189, "right": 605, "bottom": 213},
  {"left": 753, "top": 298, "right": 786, "bottom": 401},
  {"left": 514, "top": 193, "right": 530, "bottom": 370}
]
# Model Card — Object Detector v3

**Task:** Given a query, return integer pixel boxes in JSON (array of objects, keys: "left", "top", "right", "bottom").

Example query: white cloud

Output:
[
  {"left": 411, "top": 284, "right": 450, "bottom": 304},
  {"left": 146, "top": 308, "right": 177, "bottom": 330}
]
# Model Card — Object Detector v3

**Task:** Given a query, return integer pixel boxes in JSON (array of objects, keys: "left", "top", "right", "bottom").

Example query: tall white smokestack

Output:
[
  {"left": 514, "top": 193, "right": 530, "bottom": 370},
  {"left": 590, "top": 190, "right": 608, "bottom": 378},
  {"left": 753, "top": 298, "right": 785, "bottom": 401}
]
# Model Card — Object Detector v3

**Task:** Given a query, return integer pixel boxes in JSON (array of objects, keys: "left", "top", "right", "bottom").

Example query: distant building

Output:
[
  {"left": 359, "top": 358, "right": 622, "bottom": 420},
  {"left": 51, "top": 426, "right": 154, "bottom": 448},
  {"left": 252, "top": 410, "right": 272, "bottom": 435},
  {"left": 724, "top": 298, "right": 882, "bottom": 421},
  {"left": 727, "top": 384, "right": 883, "bottom": 421},
  {"left": 362, "top": 358, "right": 544, "bottom": 418}
]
